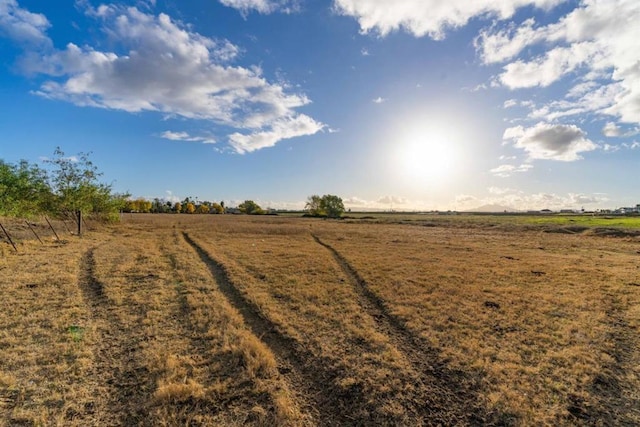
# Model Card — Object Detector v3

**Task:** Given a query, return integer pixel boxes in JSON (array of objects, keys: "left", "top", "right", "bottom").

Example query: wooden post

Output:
[
  {"left": 44, "top": 216, "right": 60, "bottom": 241},
  {"left": 25, "top": 220, "right": 44, "bottom": 245},
  {"left": 60, "top": 215, "right": 72, "bottom": 234},
  {"left": 0, "top": 222, "right": 18, "bottom": 252},
  {"left": 77, "top": 210, "right": 83, "bottom": 237}
]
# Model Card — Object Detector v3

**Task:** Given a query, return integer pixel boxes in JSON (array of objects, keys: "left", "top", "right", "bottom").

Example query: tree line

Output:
[
  {"left": 0, "top": 148, "right": 127, "bottom": 221},
  {"left": 1, "top": 148, "right": 346, "bottom": 220},
  {"left": 124, "top": 195, "right": 346, "bottom": 218}
]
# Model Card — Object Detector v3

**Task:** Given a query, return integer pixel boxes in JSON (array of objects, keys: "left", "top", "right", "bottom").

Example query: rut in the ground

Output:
[
  {"left": 78, "top": 249, "right": 154, "bottom": 426},
  {"left": 312, "top": 234, "right": 494, "bottom": 425},
  {"left": 183, "top": 232, "right": 388, "bottom": 426}
]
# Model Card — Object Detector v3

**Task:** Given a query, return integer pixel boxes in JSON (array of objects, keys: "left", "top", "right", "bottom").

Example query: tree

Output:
[
  {"left": 152, "top": 198, "right": 168, "bottom": 213},
  {"left": 0, "top": 159, "right": 52, "bottom": 218},
  {"left": 304, "top": 194, "right": 345, "bottom": 218},
  {"left": 238, "top": 200, "right": 264, "bottom": 215},
  {"left": 45, "top": 148, "right": 126, "bottom": 221},
  {"left": 305, "top": 194, "right": 323, "bottom": 216},
  {"left": 197, "top": 204, "right": 210, "bottom": 214},
  {"left": 185, "top": 202, "right": 196, "bottom": 214},
  {"left": 320, "top": 194, "right": 345, "bottom": 218},
  {"left": 211, "top": 202, "right": 224, "bottom": 214},
  {"left": 123, "top": 198, "right": 152, "bottom": 213},
  {"left": 173, "top": 202, "right": 182, "bottom": 213}
]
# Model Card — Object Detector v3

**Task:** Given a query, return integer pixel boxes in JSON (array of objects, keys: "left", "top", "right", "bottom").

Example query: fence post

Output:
[
  {"left": 44, "top": 216, "right": 60, "bottom": 241},
  {"left": 77, "top": 210, "right": 83, "bottom": 237},
  {"left": 0, "top": 222, "right": 18, "bottom": 252},
  {"left": 26, "top": 220, "right": 44, "bottom": 245}
]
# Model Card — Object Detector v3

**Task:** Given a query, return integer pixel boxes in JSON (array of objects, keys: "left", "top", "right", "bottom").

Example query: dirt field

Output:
[{"left": 1, "top": 214, "right": 639, "bottom": 426}]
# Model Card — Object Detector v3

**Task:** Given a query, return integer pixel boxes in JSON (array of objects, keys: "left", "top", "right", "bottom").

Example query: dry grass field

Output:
[{"left": 1, "top": 213, "right": 639, "bottom": 426}]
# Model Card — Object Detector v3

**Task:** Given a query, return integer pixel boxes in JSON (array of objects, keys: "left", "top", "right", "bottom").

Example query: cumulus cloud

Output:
[
  {"left": 601, "top": 121, "right": 640, "bottom": 138},
  {"left": 502, "top": 122, "right": 596, "bottom": 161},
  {"left": 488, "top": 186, "right": 516, "bottom": 195},
  {"left": 377, "top": 195, "right": 408, "bottom": 205},
  {"left": 219, "top": 0, "right": 298, "bottom": 15},
  {"left": 333, "top": 0, "right": 562, "bottom": 39},
  {"left": 160, "top": 131, "right": 216, "bottom": 144},
  {"left": 340, "top": 195, "right": 432, "bottom": 210},
  {"left": 478, "top": 0, "right": 640, "bottom": 125},
  {"left": 602, "top": 122, "right": 622, "bottom": 137},
  {"left": 343, "top": 196, "right": 368, "bottom": 206},
  {"left": 489, "top": 163, "right": 533, "bottom": 177},
  {"left": 0, "top": 0, "right": 51, "bottom": 46},
  {"left": 372, "top": 96, "right": 386, "bottom": 104},
  {"left": 497, "top": 42, "right": 600, "bottom": 89},
  {"left": 455, "top": 188, "right": 609, "bottom": 211},
  {"left": 503, "top": 99, "right": 518, "bottom": 108},
  {"left": 228, "top": 114, "right": 323, "bottom": 153},
  {"left": 2, "top": 3, "right": 322, "bottom": 153}
]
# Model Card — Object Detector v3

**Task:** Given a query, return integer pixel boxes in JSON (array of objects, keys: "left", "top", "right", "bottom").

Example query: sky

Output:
[{"left": 1, "top": 0, "right": 639, "bottom": 211}]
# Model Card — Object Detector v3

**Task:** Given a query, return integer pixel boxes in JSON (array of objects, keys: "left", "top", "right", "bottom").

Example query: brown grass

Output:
[{"left": 1, "top": 213, "right": 638, "bottom": 425}]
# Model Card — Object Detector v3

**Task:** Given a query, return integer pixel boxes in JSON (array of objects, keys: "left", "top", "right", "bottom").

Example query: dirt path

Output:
[
  {"left": 183, "top": 232, "right": 385, "bottom": 426},
  {"left": 77, "top": 249, "right": 154, "bottom": 426},
  {"left": 312, "top": 234, "right": 494, "bottom": 425}
]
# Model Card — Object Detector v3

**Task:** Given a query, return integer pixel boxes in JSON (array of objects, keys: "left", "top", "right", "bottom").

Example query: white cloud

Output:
[
  {"left": 601, "top": 121, "right": 640, "bottom": 138},
  {"left": 333, "top": 0, "right": 562, "bottom": 40},
  {"left": 498, "top": 42, "right": 600, "bottom": 89},
  {"left": 503, "top": 122, "right": 596, "bottom": 161},
  {"left": 455, "top": 188, "right": 609, "bottom": 211},
  {"left": 219, "top": 0, "right": 298, "bottom": 15},
  {"left": 160, "top": 131, "right": 216, "bottom": 144},
  {"left": 377, "top": 195, "right": 408, "bottom": 205},
  {"left": 164, "top": 190, "right": 181, "bottom": 203},
  {"left": 489, "top": 163, "right": 533, "bottom": 177},
  {"left": 602, "top": 121, "right": 621, "bottom": 137},
  {"left": 479, "top": 0, "right": 640, "bottom": 125},
  {"left": 3, "top": 3, "right": 323, "bottom": 153},
  {"left": 343, "top": 196, "right": 369, "bottom": 206},
  {"left": 0, "top": 0, "right": 51, "bottom": 46},
  {"left": 503, "top": 99, "right": 518, "bottom": 108},
  {"left": 340, "top": 195, "right": 438, "bottom": 211},
  {"left": 228, "top": 114, "right": 324, "bottom": 154},
  {"left": 372, "top": 96, "right": 386, "bottom": 104},
  {"left": 623, "top": 141, "right": 640, "bottom": 149},
  {"left": 476, "top": 18, "right": 544, "bottom": 64},
  {"left": 601, "top": 143, "right": 619, "bottom": 153},
  {"left": 488, "top": 186, "right": 516, "bottom": 195}
]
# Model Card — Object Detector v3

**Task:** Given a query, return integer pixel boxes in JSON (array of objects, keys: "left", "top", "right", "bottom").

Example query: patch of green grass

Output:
[
  {"left": 523, "top": 215, "right": 640, "bottom": 228},
  {"left": 68, "top": 325, "right": 85, "bottom": 342}
]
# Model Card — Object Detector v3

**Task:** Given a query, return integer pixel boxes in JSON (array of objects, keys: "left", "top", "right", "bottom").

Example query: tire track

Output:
[
  {"left": 155, "top": 238, "right": 233, "bottom": 421},
  {"left": 78, "top": 249, "right": 153, "bottom": 426},
  {"left": 312, "top": 234, "right": 493, "bottom": 425},
  {"left": 183, "top": 232, "right": 382, "bottom": 426}
]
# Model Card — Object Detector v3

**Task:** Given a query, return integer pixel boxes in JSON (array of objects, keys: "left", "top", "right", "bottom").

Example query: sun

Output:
[{"left": 396, "top": 128, "right": 456, "bottom": 185}]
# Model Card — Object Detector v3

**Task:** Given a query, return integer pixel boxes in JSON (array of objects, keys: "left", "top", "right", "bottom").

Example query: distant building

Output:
[{"left": 616, "top": 206, "right": 638, "bottom": 214}]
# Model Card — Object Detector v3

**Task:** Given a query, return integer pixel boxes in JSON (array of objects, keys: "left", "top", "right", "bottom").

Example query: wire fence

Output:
[{"left": 0, "top": 214, "right": 92, "bottom": 252}]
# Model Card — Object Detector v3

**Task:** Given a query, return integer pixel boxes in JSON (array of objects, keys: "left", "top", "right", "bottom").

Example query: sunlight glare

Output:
[{"left": 396, "top": 127, "right": 457, "bottom": 185}]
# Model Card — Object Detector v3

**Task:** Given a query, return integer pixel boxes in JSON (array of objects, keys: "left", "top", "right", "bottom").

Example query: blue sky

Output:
[{"left": 1, "top": 0, "right": 639, "bottom": 211}]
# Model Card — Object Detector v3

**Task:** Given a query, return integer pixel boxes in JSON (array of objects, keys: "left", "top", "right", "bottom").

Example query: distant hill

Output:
[{"left": 464, "top": 204, "right": 520, "bottom": 213}]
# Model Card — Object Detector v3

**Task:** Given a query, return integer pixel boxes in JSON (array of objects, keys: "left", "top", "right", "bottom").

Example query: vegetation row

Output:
[{"left": 1, "top": 148, "right": 346, "bottom": 221}]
